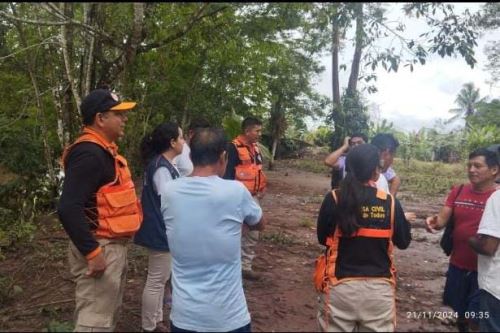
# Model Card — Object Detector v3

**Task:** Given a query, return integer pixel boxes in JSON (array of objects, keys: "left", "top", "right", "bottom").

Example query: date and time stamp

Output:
[{"left": 406, "top": 311, "right": 490, "bottom": 320}]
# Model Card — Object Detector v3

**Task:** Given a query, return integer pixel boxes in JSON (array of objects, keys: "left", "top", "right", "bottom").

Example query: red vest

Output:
[{"left": 62, "top": 128, "right": 143, "bottom": 238}]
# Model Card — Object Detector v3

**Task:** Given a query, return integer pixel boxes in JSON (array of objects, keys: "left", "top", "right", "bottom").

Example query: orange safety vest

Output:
[
  {"left": 232, "top": 136, "right": 267, "bottom": 195},
  {"left": 61, "top": 127, "right": 143, "bottom": 239},
  {"left": 314, "top": 189, "right": 396, "bottom": 293}
]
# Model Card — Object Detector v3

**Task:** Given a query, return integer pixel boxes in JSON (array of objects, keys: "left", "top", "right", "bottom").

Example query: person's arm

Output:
[
  {"left": 223, "top": 143, "right": 239, "bottom": 180},
  {"left": 468, "top": 234, "right": 500, "bottom": 256},
  {"left": 469, "top": 191, "right": 500, "bottom": 256},
  {"left": 392, "top": 198, "right": 412, "bottom": 249},
  {"left": 317, "top": 192, "right": 337, "bottom": 246},
  {"left": 425, "top": 206, "right": 453, "bottom": 233},
  {"left": 58, "top": 147, "right": 104, "bottom": 256},
  {"left": 153, "top": 166, "right": 174, "bottom": 197},
  {"left": 241, "top": 186, "right": 264, "bottom": 231},
  {"left": 388, "top": 175, "right": 401, "bottom": 196},
  {"left": 57, "top": 146, "right": 108, "bottom": 277},
  {"left": 324, "top": 136, "right": 350, "bottom": 168},
  {"left": 425, "top": 186, "right": 457, "bottom": 233}
]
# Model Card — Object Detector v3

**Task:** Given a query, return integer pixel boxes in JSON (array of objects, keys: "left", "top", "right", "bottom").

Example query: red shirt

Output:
[{"left": 446, "top": 183, "right": 496, "bottom": 271}]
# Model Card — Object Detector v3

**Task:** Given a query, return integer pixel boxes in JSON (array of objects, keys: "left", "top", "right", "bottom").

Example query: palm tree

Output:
[{"left": 448, "top": 82, "right": 486, "bottom": 128}]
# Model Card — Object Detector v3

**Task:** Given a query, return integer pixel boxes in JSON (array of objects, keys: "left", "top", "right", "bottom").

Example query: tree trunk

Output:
[
  {"left": 269, "top": 137, "right": 279, "bottom": 171},
  {"left": 268, "top": 97, "right": 285, "bottom": 170},
  {"left": 60, "top": 3, "right": 82, "bottom": 114},
  {"left": 346, "top": 3, "right": 364, "bottom": 96},
  {"left": 331, "top": 4, "right": 341, "bottom": 108}
]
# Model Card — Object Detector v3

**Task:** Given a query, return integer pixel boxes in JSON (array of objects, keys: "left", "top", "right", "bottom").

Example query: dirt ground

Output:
[{"left": 0, "top": 161, "right": 458, "bottom": 332}]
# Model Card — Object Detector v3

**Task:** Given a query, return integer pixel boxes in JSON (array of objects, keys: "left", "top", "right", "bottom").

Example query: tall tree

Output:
[{"left": 448, "top": 82, "right": 485, "bottom": 128}]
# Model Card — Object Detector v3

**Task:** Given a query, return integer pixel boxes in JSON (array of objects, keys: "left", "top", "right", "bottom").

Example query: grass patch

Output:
[
  {"left": 261, "top": 231, "right": 297, "bottom": 246},
  {"left": 393, "top": 158, "right": 467, "bottom": 196},
  {"left": 280, "top": 159, "right": 330, "bottom": 175},
  {"left": 44, "top": 320, "right": 74, "bottom": 332},
  {"left": 277, "top": 157, "right": 467, "bottom": 197},
  {"left": 299, "top": 219, "right": 314, "bottom": 228}
]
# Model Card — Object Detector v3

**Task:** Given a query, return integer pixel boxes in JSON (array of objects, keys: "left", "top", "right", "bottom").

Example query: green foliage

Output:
[
  {"left": 44, "top": 320, "right": 74, "bottom": 332},
  {"left": 328, "top": 92, "right": 370, "bottom": 148},
  {"left": 304, "top": 126, "right": 333, "bottom": 147},
  {"left": 392, "top": 158, "right": 467, "bottom": 196},
  {"left": 261, "top": 231, "right": 297, "bottom": 246},
  {"left": 469, "top": 99, "right": 500, "bottom": 128},
  {"left": 222, "top": 112, "right": 243, "bottom": 141},
  {"left": 369, "top": 119, "right": 396, "bottom": 139},
  {"left": 466, "top": 124, "right": 500, "bottom": 152}
]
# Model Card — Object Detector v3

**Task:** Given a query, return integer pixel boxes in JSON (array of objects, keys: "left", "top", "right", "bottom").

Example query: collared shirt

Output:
[{"left": 162, "top": 175, "right": 262, "bottom": 331}]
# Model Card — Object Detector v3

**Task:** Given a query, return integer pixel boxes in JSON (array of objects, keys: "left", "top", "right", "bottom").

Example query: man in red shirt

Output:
[{"left": 426, "top": 148, "right": 499, "bottom": 332}]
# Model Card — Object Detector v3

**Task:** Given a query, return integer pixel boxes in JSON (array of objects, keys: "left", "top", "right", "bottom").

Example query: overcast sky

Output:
[{"left": 311, "top": 3, "right": 500, "bottom": 133}]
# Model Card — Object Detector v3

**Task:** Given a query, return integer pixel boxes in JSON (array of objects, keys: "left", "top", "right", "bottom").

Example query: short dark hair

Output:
[
  {"left": 469, "top": 148, "right": 500, "bottom": 168},
  {"left": 190, "top": 128, "right": 227, "bottom": 167},
  {"left": 242, "top": 117, "right": 262, "bottom": 132},
  {"left": 188, "top": 117, "right": 210, "bottom": 131},
  {"left": 350, "top": 133, "right": 368, "bottom": 143},
  {"left": 371, "top": 133, "right": 399, "bottom": 153}
]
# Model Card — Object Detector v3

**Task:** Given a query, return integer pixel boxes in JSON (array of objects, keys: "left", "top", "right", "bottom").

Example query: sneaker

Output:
[{"left": 242, "top": 269, "right": 261, "bottom": 281}]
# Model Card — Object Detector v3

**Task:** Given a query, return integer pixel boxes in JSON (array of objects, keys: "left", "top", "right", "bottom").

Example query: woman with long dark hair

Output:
[
  {"left": 315, "top": 143, "right": 412, "bottom": 332},
  {"left": 134, "top": 122, "right": 185, "bottom": 332}
]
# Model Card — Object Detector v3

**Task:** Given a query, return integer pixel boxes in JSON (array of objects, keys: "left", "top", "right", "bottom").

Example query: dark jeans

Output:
[
  {"left": 479, "top": 289, "right": 500, "bottom": 332},
  {"left": 443, "top": 263, "right": 480, "bottom": 322},
  {"left": 170, "top": 321, "right": 251, "bottom": 332}
]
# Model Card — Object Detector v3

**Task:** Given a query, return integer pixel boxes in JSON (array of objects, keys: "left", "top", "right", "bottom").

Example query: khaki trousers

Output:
[
  {"left": 317, "top": 279, "right": 396, "bottom": 332},
  {"left": 68, "top": 238, "right": 128, "bottom": 332},
  {"left": 141, "top": 249, "right": 172, "bottom": 331},
  {"left": 242, "top": 196, "right": 261, "bottom": 271}
]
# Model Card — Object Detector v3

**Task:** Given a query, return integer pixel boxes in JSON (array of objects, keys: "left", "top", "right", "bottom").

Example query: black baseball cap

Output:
[{"left": 80, "top": 89, "right": 136, "bottom": 121}]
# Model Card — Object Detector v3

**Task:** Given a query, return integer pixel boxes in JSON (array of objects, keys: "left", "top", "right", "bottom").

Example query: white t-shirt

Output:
[
  {"left": 477, "top": 190, "right": 500, "bottom": 300},
  {"left": 173, "top": 142, "right": 193, "bottom": 177},
  {"left": 162, "top": 176, "right": 262, "bottom": 331},
  {"left": 375, "top": 173, "right": 390, "bottom": 194}
]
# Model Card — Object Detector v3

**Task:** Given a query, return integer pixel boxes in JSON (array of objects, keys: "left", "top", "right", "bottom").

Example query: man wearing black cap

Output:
[{"left": 58, "top": 89, "right": 141, "bottom": 332}]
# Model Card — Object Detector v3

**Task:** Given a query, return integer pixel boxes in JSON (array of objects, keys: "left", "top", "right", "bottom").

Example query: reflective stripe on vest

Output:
[
  {"left": 62, "top": 127, "right": 143, "bottom": 238},
  {"left": 232, "top": 137, "right": 267, "bottom": 195}
]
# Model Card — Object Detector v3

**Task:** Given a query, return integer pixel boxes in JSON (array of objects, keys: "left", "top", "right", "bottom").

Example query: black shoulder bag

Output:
[{"left": 440, "top": 184, "right": 464, "bottom": 256}]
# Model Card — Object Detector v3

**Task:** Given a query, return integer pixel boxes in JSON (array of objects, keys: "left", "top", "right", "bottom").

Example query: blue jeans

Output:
[
  {"left": 170, "top": 321, "right": 251, "bottom": 332},
  {"left": 479, "top": 289, "right": 500, "bottom": 332}
]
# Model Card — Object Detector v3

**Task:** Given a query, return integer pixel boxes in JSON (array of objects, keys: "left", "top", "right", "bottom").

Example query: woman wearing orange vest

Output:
[
  {"left": 58, "top": 89, "right": 141, "bottom": 332},
  {"left": 315, "top": 144, "right": 412, "bottom": 332}
]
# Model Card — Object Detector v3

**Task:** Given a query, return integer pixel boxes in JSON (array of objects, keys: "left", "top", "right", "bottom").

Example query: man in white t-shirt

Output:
[
  {"left": 163, "top": 127, "right": 265, "bottom": 332},
  {"left": 173, "top": 118, "right": 210, "bottom": 176},
  {"left": 469, "top": 190, "right": 500, "bottom": 332}
]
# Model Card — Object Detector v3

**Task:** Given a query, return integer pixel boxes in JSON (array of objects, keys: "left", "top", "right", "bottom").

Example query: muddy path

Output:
[{"left": 0, "top": 163, "right": 457, "bottom": 332}]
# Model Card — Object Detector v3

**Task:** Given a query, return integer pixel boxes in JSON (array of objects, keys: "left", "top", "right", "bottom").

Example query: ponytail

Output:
[
  {"left": 139, "top": 122, "right": 180, "bottom": 167},
  {"left": 334, "top": 144, "right": 380, "bottom": 236},
  {"left": 335, "top": 172, "right": 364, "bottom": 236}
]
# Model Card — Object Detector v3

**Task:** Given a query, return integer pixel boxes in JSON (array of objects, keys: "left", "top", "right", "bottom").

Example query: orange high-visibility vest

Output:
[
  {"left": 314, "top": 189, "right": 396, "bottom": 293},
  {"left": 61, "top": 127, "right": 143, "bottom": 238},
  {"left": 232, "top": 136, "right": 267, "bottom": 195}
]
